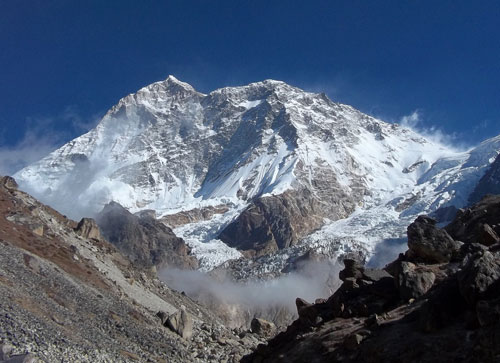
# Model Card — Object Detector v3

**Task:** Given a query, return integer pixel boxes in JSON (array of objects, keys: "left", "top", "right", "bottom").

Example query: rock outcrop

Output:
[
  {"left": 446, "top": 194, "right": 500, "bottom": 245},
  {"left": 250, "top": 318, "right": 276, "bottom": 338},
  {"left": 165, "top": 308, "right": 193, "bottom": 340},
  {"left": 468, "top": 153, "right": 500, "bottom": 204},
  {"left": 0, "top": 176, "right": 18, "bottom": 190},
  {"left": 74, "top": 217, "right": 102, "bottom": 240},
  {"left": 407, "top": 215, "right": 462, "bottom": 263},
  {"left": 219, "top": 190, "right": 332, "bottom": 257},
  {"left": 96, "top": 201, "right": 198, "bottom": 269}
]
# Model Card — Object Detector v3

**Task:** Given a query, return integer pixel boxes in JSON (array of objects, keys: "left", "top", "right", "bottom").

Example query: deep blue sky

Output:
[{"left": 0, "top": 0, "right": 499, "bottom": 173}]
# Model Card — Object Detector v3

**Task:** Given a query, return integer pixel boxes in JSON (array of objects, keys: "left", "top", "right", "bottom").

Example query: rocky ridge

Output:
[
  {"left": 245, "top": 194, "right": 500, "bottom": 362},
  {"left": 0, "top": 177, "right": 268, "bottom": 362},
  {"left": 96, "top": 201, "right": 198, "bottom": 269}
]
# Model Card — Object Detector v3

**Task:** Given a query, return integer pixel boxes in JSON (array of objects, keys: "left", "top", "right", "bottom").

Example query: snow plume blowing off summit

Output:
[{"left": 158, "top": 259, "right": 342, "bottom": 328}]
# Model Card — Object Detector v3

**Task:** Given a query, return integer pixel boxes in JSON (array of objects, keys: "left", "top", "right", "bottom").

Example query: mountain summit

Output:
[{"left": 15, "top": 77, "right": 500, "bottom": 269}]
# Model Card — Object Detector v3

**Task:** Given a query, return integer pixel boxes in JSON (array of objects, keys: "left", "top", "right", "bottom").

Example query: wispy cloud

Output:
[
  {"left": 400, "top": 110, "right": 421, "bottom": 129},
  {"left": 0, "top": 107, "right": 101, "bottom": 176},
  {"left": 472, "top": 119, "right": 490, "bottom": 134},
  {"left": 159, "top": 259, "right": 341, "bottom": 327},
  {"left": 399, "top": 109, "right": 469, "bottom": 151},
  {"left": 0, "top": 130, "right": 62, "bottom": 176}
]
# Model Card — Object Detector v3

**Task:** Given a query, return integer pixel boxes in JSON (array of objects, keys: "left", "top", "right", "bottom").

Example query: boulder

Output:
[
  {"left": 396, "top": 261, "right": 435, "bottom": 300},
  {"left": 1, "top": 342, "right": 13, "bottom": 360},
  {"left": 166, "top": 308, "right": 193, "bottom": 339},
  {"left": 478, "top": 223, "right": 500, "bottom": 246},
  {"left": 295, "top": 298, "right": 312, "bottom": 312},
  {"left": 458, "top": 251, "right": 500, "bottom": 305},
  {"left": 0, "top": 176, "right": 18, "bottom": 190},
  {"left": 339, "top": 259, "right": 364, "bottom": 281},
  {"left": 250, "top": 318, "right": 276, "bottom": 337},
  {"left": 3, "top": 353, "right": 37, "bottom": 363},
  {"left": 362, "top": 268, "right": 392, "bottom": 282},
  {"left": 407, "top": 215, "right": 461, "bottom": 263},
  {"left": 296, "top": 298, "right": 321, "bottom": 326},
  {"left": 75, "top": 218, "right": 101, "bottom": 240},
  {"left": 156, "top": 311, "right": 168, "bottom": 325},
  {"left": 446, "top": 195, "right": 500, "bottom": 245}
]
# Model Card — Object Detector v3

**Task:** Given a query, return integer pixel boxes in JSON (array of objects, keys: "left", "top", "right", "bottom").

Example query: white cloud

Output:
[
  {"left": 399, "top": 109, "right": 468, "bottom": 151},
  {"left": 400, "top": 110, "right": 421, "bottom": 129},
  {"left": 0, "top": 107, "right": 101, "bottom": 176},
  {"left": 0, "top": 127, "right": 64, "bottom": 176}
]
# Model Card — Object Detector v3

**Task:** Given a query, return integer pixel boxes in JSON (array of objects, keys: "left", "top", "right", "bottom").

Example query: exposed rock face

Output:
[
  {"left": 96, "top": 201, "right": 198, "bottom": 269},
  {"left": 74, "top": 218, "right": 102, "bottom": 240},
  {"left": 0, "top": 343, "right": 13, "bottom": 360},
  {"left": 0, "top": 176, "right": 18, "bottom": 190},
  {"left": 166, "top": 308, "right": 193, "bottom": 340},
  {"left": 219, "top": 190, "right": 329, "bottom": 257},
  {"left": 446, "top": 194, "right": 500, "bottom": 245},
  {"left": 469, "top": 153, "right": 500, "bottom": 204},
  {"left": 407, "top": 215, "right": 461, "bottom": 263},
  {"left": 395, "top": 261, "right": 435, "bottom": 300},
  {"left": 244, "top": 197, "right": 500, "bottom": 363},
  {"left": 458, "top": 250, "right": 500, "bottom": 305},
  {"left": 250, "top": 318, "right": 276, "bottom": 338},
  {"left": 161, "top": 205, "right": 229, "bottom": 228}
]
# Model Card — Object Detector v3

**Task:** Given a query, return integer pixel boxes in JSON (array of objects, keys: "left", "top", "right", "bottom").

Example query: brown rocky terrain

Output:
[
  {"left": 245, "top": 195, "right": 500, "bottom": 362},
  {"left": 0, "top": 176, "right": 268, "bottom": 362}
]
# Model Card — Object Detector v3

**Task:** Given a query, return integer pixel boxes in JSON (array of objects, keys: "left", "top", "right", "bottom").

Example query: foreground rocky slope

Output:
[
  {"left": 0, "top": 176, "right": 266, "bottom": 362},
  {"left": 245, "top": 195, "right": 500, "bottom": 362}
]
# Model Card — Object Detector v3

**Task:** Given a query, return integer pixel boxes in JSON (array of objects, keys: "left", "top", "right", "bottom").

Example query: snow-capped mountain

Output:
[{"left": 14, "top": 76, "right": 500, "bottom": 270}]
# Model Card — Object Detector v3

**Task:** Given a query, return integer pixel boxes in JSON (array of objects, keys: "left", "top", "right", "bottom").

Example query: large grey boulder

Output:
[
  {"left": 74, "top": 218, "right": 102, "bottom": 240},
  {"left": 0, "top": 176, "right": 18, "bottom": 190},
  {"left": 396, "top": 261, "right": 435, "bottom": 300},
  {"left": 250, "top": 317, "right": 276, "bottom": 337},
  {"left": 0, "top": 343, "right": 13, "bottom": 360},
  {"left": 446, "top": 194, "right": 500, "bottom": 246},
  {"left": 3, "top": 354, "right": 37, "bottom": 363},
  {"left": 407, "top": 215, "right": 462, "bottom": 263},
  {"left": 166, "top": 308, "right": 193, "bottom": 340},
  {"left": 458, "top": 251, "right": 500, "bottom": 305}
]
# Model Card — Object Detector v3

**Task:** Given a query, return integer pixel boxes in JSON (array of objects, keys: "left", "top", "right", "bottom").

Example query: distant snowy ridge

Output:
[{"left": 15, "top": 76, "right": 500, "bottom": 269}]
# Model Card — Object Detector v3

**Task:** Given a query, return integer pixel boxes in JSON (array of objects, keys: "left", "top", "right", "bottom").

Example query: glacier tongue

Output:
[{"left": 14, "top": 76, "right": 500, "bottom": 270}]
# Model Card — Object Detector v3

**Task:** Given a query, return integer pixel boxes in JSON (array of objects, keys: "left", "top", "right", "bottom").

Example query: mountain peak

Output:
[
  {"left": 164, "top": 75, "right": 194, "bottom": 88},
  {"left": 14, "top": 77, "right": 500, "bottom": 270}
]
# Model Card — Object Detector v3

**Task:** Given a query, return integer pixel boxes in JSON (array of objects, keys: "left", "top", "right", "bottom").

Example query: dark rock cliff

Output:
[
  {"left": 469, "top": 153, "right": 500, "bottom": 204},
  {"left": 97, "top": 201, "right": 198, "bottom": 269}
]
